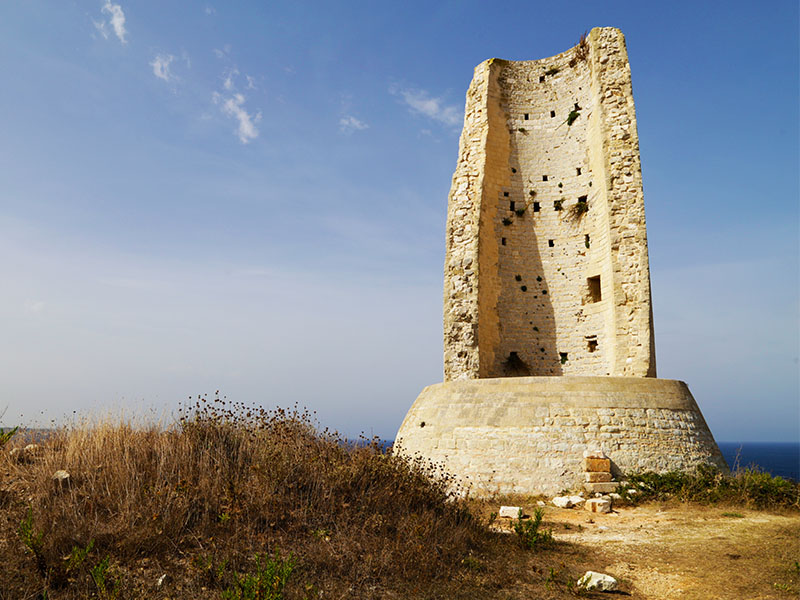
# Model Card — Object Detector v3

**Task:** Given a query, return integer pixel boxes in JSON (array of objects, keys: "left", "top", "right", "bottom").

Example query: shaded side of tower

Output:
[{"left": 443, "top": 27, "right": 657, "bottom": 381}]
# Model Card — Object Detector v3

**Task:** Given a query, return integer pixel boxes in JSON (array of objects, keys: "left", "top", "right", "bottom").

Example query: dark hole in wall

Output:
[
  {"left": 548, "top": 239, "right": 554, "bottom": 247},
  {"left": 524, "top": 113, "right": 529, "bottom": 120},
  {"left": 501, "top": 237, "right": 506, "bottom": 246},
  {"left": 550, "top": 110, "right": 556, "bottom": 118},
  {"left": 502, "top": 351, "right": 530, "bottom": 376},
  {"left": 511, "top": 168, "right": 517, "bottom": 173},
  {"left": 585, "top": 234, "right": 590, "bottom": 249},
  {"left": 542, "top": 175, "right": 548, "bottom": 181},
  {"left": 587, "top": 338, "right": 598, "bottom": 353},
  {"left": 587, "top": 275, "right": 602, "bottom": 303},
  {"left": 560, "top": 352, "right": 568, "bottom": 364},
  {"left": 578, "top": 195, "right": 588, "bottom": 204},
  {"left": 539, "top": 75, "right": 545, "bottom": 82},
  {"left": 554, "top": 200, "right": 563, "bottom": 211},
  {"left": 515, "top": 275, "right": 522, "bottom": 281},
  {"left": 536, "top": 276, "right": 542, "bottom": 282},
  {"left": 577, "top": 167, "right": 582, "bottom": 175},
  {"left": 521, "top": 285, "right": 527, "bottom": 292},
  {"left": 574, "top": 102, "right": 581, "bottom": 111},
  {"left": 503, "top": 191, "right": 509, "bottom": 197},
  {"left": 510, "top": 200, "right": 515, "bottom": 211},
  {"left": 533, "top": 201, "right": 540, "bottom": 212}
]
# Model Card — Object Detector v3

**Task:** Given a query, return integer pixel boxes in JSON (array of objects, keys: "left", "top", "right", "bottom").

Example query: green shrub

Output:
[
  {"left": 222, "top": 551, "right": 295, "bottom": 600},
  {"left": 513, "top": 508, "right": 553, "bottom": 550},
  {"left": 621, "top": 464, "right": 800, "bottom": 510}
]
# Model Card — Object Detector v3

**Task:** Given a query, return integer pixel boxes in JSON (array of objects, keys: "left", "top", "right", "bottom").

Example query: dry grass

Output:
[{"left": 0, "top": 397, "right": 564, "bottom": 600}]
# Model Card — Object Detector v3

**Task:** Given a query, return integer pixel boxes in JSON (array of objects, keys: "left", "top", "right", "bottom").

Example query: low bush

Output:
[{"left": 621, "top": 464, "right": 800, "bottom": 510}]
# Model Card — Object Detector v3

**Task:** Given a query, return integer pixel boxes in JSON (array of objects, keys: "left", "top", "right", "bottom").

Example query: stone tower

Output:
[
  {"left": 444, "top": 27, "right": 655, "bottom": 382},
  {"left": 396, "top": 28, "right": 726, "bottom": 496}
]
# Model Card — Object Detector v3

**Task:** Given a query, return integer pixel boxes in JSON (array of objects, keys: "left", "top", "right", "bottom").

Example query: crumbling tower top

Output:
[{"left": 443, "top": 27, "right": 656, "bottom": 381}]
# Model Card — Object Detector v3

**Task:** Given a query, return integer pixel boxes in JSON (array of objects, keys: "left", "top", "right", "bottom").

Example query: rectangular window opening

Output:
[
  {"left": 550, "top": 110, "right": 556, "bottom": 118},
  {"left": 533, "top": 201, "right": 540, "bottom": 212},
  {"left": 524, "top": 113, "right": 529, "bottom": 120},
  {"left": 560, "top": 352, "right": 568, "bottom": 364},
  {"left": 587, "top": 275, "right": 602, "bottom": 303},
  {"left": 509, "top": 200, "right": 515, "bottom": 211},
  {"left": 554, "top": 200, "right": 563, "bottom": 211},
  {"left": 578, "top": 195, "right": 588, "bottom": 204},
  {"left": 542, "top": 175, "right": 548, "bottom": 182},
  {"left": 501, "top": 237, "right": 507, "bottom": 246},
  {"left": 548, "top": 239, "right": 554, "bottom": 247},
  {"left": 587, "top": 338, "right": 598, "bottom": 353},
  {"left": 576, "top": 167, "right": 582, "bottom": 176},
  {"left": 503, "top": 191, "right": 509, "bottom": 197},
  {"left": 539, "top": 75, "right": 545, "bottom": 83}
]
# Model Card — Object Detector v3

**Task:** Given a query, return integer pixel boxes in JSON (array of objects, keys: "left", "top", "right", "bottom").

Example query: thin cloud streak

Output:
[
  {"left": 391, "top": 86, "right": 461, "bottom": 127},
  {"left": 213, "top": 92, "right": 261, "bottom": 144},
  {"left": 339, "top": 115, "right": 369, "bottom": 134}
]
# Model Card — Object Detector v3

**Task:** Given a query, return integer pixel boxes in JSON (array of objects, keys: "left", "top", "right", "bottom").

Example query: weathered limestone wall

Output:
[
  {"left": 443, "top": 28, "right": 655, "bottom": 380},
  {"left": 396, "top": 377, "right": 727, "bottom": 496}
]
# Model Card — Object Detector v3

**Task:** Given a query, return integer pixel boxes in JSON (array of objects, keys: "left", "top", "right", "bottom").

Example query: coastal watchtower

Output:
[{"left": 397, "top": 28, "right": 726, "bottom": 496}]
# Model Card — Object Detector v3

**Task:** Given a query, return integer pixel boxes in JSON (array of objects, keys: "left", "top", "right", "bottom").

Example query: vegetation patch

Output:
[{"left": 620, "top": 464, "right": 800, "bottom": 511}]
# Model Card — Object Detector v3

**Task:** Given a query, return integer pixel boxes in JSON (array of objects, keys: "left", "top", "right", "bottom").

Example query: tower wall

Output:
[{"left": 443, "top": 28, "right": 656, "bottom": 381}]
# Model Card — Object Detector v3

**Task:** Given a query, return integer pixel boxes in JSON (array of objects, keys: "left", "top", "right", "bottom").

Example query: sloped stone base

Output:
[{"left": 395, "top": 376, "right": 726, "bottom": 496}]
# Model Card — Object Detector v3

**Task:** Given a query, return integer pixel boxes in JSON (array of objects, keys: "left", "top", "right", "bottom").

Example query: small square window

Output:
[
  {"left": 539, "top": 75, "right": 545, "bottom": 83},
  {"left": 503, "top": 191, "right": 509, "bottom": 197},
  {"left": 548, "top": 239, "right": 554, "bottom": 247},
  {"left": 533, "top": 202, "right": 540, "bottom": 212},
  {"left": 542, "top": 175, "right": 548, "bottom": 182},
  {"left": 588, "top": 339, "right": 598, "bottom": 353},
  {"left": 524, "top": 113, "right": 529, "bottom": 120},
  {"left": 554, "top": 200, "right": 563, "bottom": 211},
  {"left": 550, "top": 110, "right": 556, "bottom": 118}
]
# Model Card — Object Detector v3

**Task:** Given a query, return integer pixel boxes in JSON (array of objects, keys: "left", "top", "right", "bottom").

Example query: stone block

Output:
[
  {"left": 498, "top": 505, "right": 522, "bottom": 519},
  {"left": 584, "top": 472, "right": 613, "bottom": 483},
  {"left": 577, "top": 571, "right": 618, "bottom": 591},
  {"left": 584, "top": 482, "right": 620, "bottom": 494},
  {"left": 584, "top": 457, "right": 611, "bottom": 472},
  {"left": 584, "top": 498, "right": 612, "bottom": 513}
]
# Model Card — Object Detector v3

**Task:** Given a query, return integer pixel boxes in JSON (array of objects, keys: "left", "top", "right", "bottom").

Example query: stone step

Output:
[
  {"left": 585, "top": 471, "right": 613, "bottom": 483},
  {"left": 584, "top": 482, "right": 620, "bottom": 494},
  {"left": 584, "top": 457, "right": 611, "bottom": 473}
]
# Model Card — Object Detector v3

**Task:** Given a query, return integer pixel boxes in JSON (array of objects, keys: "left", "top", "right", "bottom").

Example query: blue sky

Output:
[{"left": 1, "top": 1, "right": 797, "bottom": 442}]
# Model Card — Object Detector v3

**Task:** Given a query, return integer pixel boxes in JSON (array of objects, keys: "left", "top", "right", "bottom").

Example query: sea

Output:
[{"left": 717, "top": 442, "right": 799, "bottom": 482}]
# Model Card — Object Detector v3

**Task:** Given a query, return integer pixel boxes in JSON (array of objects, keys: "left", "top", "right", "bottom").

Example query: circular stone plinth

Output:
[{"left": 395, "top": 376, "right": 727, "bottom": 496}]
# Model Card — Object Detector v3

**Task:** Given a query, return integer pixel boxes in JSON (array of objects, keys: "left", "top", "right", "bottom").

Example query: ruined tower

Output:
[
  {"left": 397, "top": 28, "right": 726, "bottom": 495},
  {"left": 444, "top": 27, "right": 656, "bottom": 382}
]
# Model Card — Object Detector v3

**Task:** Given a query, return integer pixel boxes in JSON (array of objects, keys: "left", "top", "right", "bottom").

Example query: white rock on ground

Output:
[
  {"left": 568, "top": 495, "right": 585, "bottom": 507},
  {"left": 577, "top": 571, "right": 618, "bottom": 591},
  {"left": 552, "top": 496, "right": 573, "bottom": 508},
  {"left": 52, "top": 470, "right": 71, "bottom": 492},
  {"left": 498, "top": 505, "right": 522, "bottom": 519},
  {"left": 585, "top": 498, "right": 612, "bottom": 513}
]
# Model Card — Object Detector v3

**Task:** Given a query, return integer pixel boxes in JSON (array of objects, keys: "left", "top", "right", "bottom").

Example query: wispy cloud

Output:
[
  {"left": 213, "top": 92, "right": 261, "bottom": 144},
  {"left": 95, "top": 1, "right": 128, "bottom": 44},
  {"left": 223, "top": 68, "right": 239, "bottom": 91},
  {"left": 339, "top": 115, "right": 369, "bottom": 134},
  {"left": 150, "top": 54, "right": 174, "bottom": 82},
  {"left": 391, "top": 85, "right": 461, "bottom": 127},
  {"left": 246, "top": 75, "right": 256, "bottom": 90},
  {"left": 204, "top": 5, "right": 216, "bottom": 15}
]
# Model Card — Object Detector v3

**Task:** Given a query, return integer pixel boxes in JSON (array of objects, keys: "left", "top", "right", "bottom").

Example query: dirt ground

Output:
[{"left": 490, "top": 501, "right": 800, "bottom": 599}]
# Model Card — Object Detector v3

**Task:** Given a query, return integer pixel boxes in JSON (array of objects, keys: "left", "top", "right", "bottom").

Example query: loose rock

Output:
[
  {"left": 498, "top": 505, "right": 522, "bottom": 519},
  {"left": 577, "top": 571, "right": 618, "bottom": 591},
  {"left": 585, "top": 498, "right": 612, "bottom": 513},
  {"left": 552, "top": 496, "right": 573, "bottom": 508},
  {"left": 52, "top": 470, "right": 71, "bottom": 492}
]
